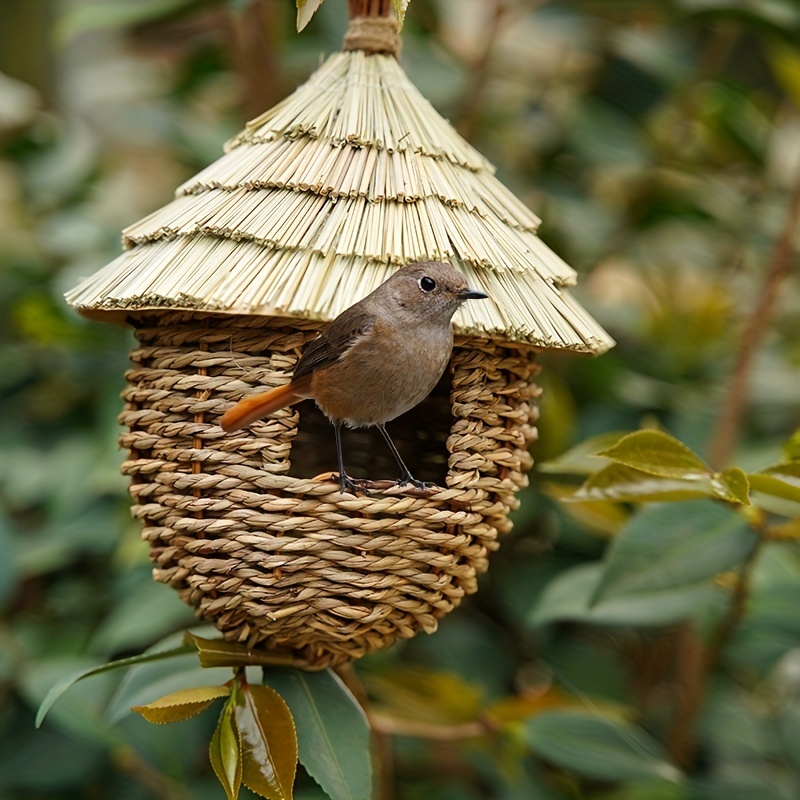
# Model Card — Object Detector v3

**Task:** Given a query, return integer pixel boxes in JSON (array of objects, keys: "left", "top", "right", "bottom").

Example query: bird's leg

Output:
[
  {"left": 333, "top": 422, "right": 369, "bottom": 495},
  {"left": 377, "top": 424, "right": 435, "bottom": 490}
]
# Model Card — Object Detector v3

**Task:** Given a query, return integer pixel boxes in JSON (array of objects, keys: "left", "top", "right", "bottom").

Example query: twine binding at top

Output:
[{"left": 343, "top": 15, "right": 401, "bottom": 56}]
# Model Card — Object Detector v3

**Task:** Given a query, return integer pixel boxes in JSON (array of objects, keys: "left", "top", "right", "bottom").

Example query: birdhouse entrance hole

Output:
[{"left": 289, "top": 369, "right": 452, "bottom": 486}]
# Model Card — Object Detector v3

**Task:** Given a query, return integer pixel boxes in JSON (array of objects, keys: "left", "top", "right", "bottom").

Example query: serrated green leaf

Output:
[
  {"left": 36, "top": 642, "right": 195, "bottom": 727},
  {"left": 524, "top": 711, "right": 681, "bottom": 783},
  {"left": 236, "top": 683, "right": 298, "bottom": 799},
  {"left": 296, "top": 0, "right": 324, "bottom": 31},
  {"left": 574, "top": 463, "right": 713, "bottom": 503},
  {"left": 265, "top": 668, "right": 372, "bottom": 800},
  {"left": 132, "top": 685, "right": 230, "bottom": 724},
  {"left": 597, "top": 430, "right": 710, "bottom": 479},
  {"left": 592, "top": 500, "right": 757, "bottom": 604},
  {"left": 187, "top": 633, "right": 297, "bottom": 669},
  {"left": 211, "top": 699, "right": 242, "bottom": 800},
  {"left": 107, "top": 650, "right": 237, "bottom": 724}
]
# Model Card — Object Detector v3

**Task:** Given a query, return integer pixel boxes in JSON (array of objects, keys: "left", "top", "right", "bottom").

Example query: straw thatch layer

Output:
[
  {"left": 229, "top": 51, "right": 492, "bottom": 168},
  {"left": 68, "top": 236, "right": 611, "bottom": 352},
  {"left": 66, "top": 49, "right": 613, "bottom": 354}
]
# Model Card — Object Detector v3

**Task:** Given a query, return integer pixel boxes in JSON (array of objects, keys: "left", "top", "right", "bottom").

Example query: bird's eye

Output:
[{"left": 419, "top": 276, "right": 436, "bottom": 293}]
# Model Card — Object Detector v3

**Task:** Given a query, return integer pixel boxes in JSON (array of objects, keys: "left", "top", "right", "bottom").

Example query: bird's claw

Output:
[
  {"left": 335, "top": 473, "right": 373, "bottom": 496},
  {"left": 395, "top": 475, "right": 436, "bottom": 491}
]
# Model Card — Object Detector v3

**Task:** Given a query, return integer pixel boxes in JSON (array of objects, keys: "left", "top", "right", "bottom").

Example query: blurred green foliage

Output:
[{"left": 1, "top": 0, "right": 799, "bottom": 798}]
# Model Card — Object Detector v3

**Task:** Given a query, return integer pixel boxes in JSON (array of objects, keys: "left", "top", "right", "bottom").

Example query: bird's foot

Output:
[
  {"left": 395, "top": 474, "right": 437, "bottom": 491},
  {"left": 335, "top": 473, "right": 373, "bottom": 496}
]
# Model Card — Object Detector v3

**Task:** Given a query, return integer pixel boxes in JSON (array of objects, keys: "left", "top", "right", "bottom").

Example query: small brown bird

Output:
[{"left": 220, "top": 261, "right": 487, "bottom": 493}]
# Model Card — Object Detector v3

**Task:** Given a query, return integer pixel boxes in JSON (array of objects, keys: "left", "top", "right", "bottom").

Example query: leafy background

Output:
[{"left": 1, "top": 0, "right": 799, "bottom": 798}]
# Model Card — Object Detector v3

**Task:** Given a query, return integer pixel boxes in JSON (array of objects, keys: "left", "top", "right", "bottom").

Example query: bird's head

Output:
[{"left": 385, "top": 261, "right": 487, "bottom": 323}]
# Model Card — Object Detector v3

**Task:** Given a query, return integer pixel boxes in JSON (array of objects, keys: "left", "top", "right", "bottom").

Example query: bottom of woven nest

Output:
[{"left": 123, "top": 312, "right": 541, "bottom": 669}]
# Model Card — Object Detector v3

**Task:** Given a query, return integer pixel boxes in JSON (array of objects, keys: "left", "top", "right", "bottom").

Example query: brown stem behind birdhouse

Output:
[{"left": 348, "top": 0, "right": 393, "bottom": 18}]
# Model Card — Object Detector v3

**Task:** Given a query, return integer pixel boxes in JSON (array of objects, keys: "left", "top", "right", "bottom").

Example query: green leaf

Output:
[
  {"left": 107, "top": 651, "right": 236, "bottom": 724},
  {"left": 528, "top": 563, "right": 724, "bottom": 628},
  {"left": 725, "top": 543, "right": 800, "bottom": 672},
  {"left": 537, "top": 432, "right": 625, "bottom": 475},
  {"left": 265, "top": 668, "right": 372, "bottom": 800},
  {"left": 89, "top": 575, "right": 196, "bottom": 654},
  {"left": 542, "top": 481, "right": 630, "bottom": 536},
  {"left": 778, "top": 705, "right": 800, "bottom": 773},
  {"left": 715, "top": 467, "right": 751, "bottom": 505},
  {"left": 236, "top": 683, "right": 298, "bottom": 799},
  {"left": 592, "top": 500, "right": 757, "bottom": 604},
  {"left": 211, "top": 698, "right": 242, "bottom": 800},
  {"left": 365, "top": 667, "right": 484, "bottom": 726},
  {"left": 524, "top": 711, "right": 681, "bottom": 783},
  {"left": 575, "top": 463, "right": 714, "bottom": 503},
  {"left": 782, "top": 429, "right": 800, "bottom": 461},
  {"left": 597, "top": 430, "right": 710, "bottom": 479},
  {"left": 392, "top": 0, "right": 410, "bottom": 29},
  {"left": 132, "top": 685, "right": 230, "bottom": 724},
  {"left": 187, "top": 633, "right": 297, "bottom": 669},
  {"left": 296, "top": 0, "right": 324, "bottom": 31},
  {"left": 769, "top": 41, "right": 800, "bottom": 109},
  {"left": 36, "top": 642, "right": 195, "bottom": 727},
  {"left": 749, "top": 462, "right": 800, "bottom": 504}
]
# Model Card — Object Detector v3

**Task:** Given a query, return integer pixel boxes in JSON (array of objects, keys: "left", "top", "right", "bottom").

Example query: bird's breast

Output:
[{"left": 310, "top": 319, "right": 453, "bottom": 427}]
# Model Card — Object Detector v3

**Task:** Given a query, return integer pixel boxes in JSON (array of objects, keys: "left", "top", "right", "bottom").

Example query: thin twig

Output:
[
  {"left": 227, "top": 0, "right": 287, "bottom": 119},
  {"left": 456, "top": 0, "right": 509, "bottom": 141},
  {"left": 705, "top": 536, "right": 765, "bottom": 668},
  {"left": 666, "top": 534, "right": 765, "bottom": 768},
  {"left": 113, "top": 745, "right": 194, "bottom": 800},
  {"left": 707, "top": 173, "right": 800, "bottom": 469},
  {"left": 666, "top": 625, "right": 707, "bottom": 769}
]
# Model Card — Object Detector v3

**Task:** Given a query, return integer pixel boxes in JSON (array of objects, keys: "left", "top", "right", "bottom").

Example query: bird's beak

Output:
[{"left": 458, "top": 287, "right": 488, "bottom": 300}]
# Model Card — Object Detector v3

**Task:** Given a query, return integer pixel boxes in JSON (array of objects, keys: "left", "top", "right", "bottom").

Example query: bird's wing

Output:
[{"left": 293, "top": 309, "right": 375, "bottom": 380}]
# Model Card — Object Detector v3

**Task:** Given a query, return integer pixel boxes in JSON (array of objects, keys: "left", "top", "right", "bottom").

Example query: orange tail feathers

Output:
[{"left": 220, "top": 377, "right": 312, "bottom": 432}]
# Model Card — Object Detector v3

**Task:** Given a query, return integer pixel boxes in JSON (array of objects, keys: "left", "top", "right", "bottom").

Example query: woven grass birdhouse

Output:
[{"left": 66, "top": 7, "right": 613, "bottom": 669}]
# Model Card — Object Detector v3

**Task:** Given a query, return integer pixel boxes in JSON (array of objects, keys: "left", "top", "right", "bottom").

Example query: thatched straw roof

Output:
[{"left": 66, "top": 48, "right": 613, "bottom": 354}]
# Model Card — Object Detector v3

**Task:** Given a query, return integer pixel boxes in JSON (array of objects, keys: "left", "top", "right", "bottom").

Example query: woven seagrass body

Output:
[{"left": 121, "top": 311, "right": 540, "bottom": 668}]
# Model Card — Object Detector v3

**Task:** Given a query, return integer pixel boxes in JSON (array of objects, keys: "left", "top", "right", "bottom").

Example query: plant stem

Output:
[
  {"left": 666, "top": 536, "right": 764, "bottom": 767},
  {"left": 707, "top": 172, "right": 800, "bottom": 469},
  {"left": 705, "top": 536, "right": 765, "bottom": 668},
  {"left": 455, "top": 0, "right": 509, "bottom": 141},
  {"left": 114, "top": 745, "right": 194, "bottom": 800},
  {"left": 228, "top": 0, "right": 287, "bottom": 119}
]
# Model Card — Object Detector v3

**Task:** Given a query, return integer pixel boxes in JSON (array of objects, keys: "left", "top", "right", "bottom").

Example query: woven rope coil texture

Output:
[{"left": 119, "top": 312, "right": 540, "bottom": 668}]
